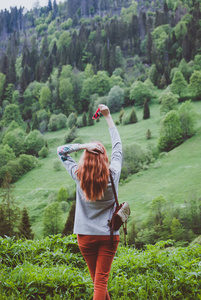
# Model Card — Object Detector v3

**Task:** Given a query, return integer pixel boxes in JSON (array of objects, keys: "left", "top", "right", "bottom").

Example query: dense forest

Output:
[{"left": 0, "top": 0, "right": 201, "bottom": 245}]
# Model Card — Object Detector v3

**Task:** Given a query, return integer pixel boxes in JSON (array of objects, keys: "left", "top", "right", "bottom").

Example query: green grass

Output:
[{"left": 13, "top": 101, "right": 201, "bottom": 238}]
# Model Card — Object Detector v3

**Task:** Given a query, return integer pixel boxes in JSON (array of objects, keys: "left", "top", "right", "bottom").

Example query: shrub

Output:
[
  {"left": 48, "top": 115, "right": 58, "bottom": 131},
  {"left": 53, "top": 159, "right": 61, "bottom": 171},
  {"left": 2, "top": 128, "right": 26, "bottom": 157},
  {"left": 119, "top": 108, "right": 125, "bottom": 123},
  {"left": 6, "top": 160, "right": 23, "bottom": 182},
  {"left": 107, "top": 86, "right": 124, "bottom": 113},
  {"left": 38, "top": 146, "right": 49, "bottom": 158},
  {"left": 67, "top": 112, "right": 77, "bottom": 129},
  {"left": 57, "top": 187, "right": 69, "bottom": 202},
  {"left": 48, "top": 114, "right": 67, "bottom": 131},
  {"left": 25, "top": 130, "right": 45, "bottom": 156},
  {"left": 64, "top": 126, "right": 77, "bottom": 143},
  {"left": 158, "top": 110, "right": 183, "bottom": 152},
  {"left": 18, "top": 154, "right": 36, "bottom": 173}
]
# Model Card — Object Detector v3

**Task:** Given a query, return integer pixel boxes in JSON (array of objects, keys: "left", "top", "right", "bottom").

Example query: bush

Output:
[
  {"left": 18, "top": 154, "right": 36, "bottom": 173},
  {"left": 25, "top": 130, "right": 45, "bottom": 156},
  {"left": 64, "top": 126, "right": 77, "bottom": 143},
  {"left": 48, "top": 114, "right": 67, "bottom": 131},
  {"left": 2, "top": 128, "right": 26, "bottom": 156},
  {"left": 53, "top": 159, "right": 61, "bottom": 171},
  {"left": 67, "top": 113, "right": 77, "bottom": 129},
  {"left": 6, "top": 160, "right": 23, "bottom": 182},
  {"left": 107, "top": 86, "right": 124, "bottom": 113},
  {"left": 39, "top": 146, "right": 49, "bottom": 158}
]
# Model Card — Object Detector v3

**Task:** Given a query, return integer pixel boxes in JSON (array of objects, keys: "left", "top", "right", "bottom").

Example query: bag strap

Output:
[{"left": 109, "top": 170, "right": 119, "bottom": 208}]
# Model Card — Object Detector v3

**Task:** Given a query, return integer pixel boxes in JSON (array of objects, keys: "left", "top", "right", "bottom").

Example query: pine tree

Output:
[
  {"left": 143, "top": 99, "right": 150, "bottom": 120},
  {"left": 129, "top": 107, "right": 138, "bottom": 124},
  {"left": 26, "top": 122, "right": 31, "bottom": 134},
  {"left": 62, "top": 202, "right": 75, "bottom": 236},
  {"left": 146, "top": 129, "right": 151, "bottom": 140},
  {"left": 87, "top": 103, "right": 94, "bottom": 126},
  {"left": 0, "top": 172, "right": 20, "bottom": 237},
  {"left": 32, "top": 113, "right": 39, "bottom": 130},
  {"left": 19, "top": 207, "right": 34, "bottom": 239},
  {"left": 82, "top": 111, "right": 87, "bottom": 127},
  {"left": 119, "top": 108, "right": 124, "bottom": 123}
]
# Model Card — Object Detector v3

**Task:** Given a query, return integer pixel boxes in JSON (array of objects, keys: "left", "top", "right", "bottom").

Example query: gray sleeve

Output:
[
  {"left": 109, "top": 126, "right": 122, "bottom": 182},
  {"left": 57, "top": 144, "right": 79, "bottom": 182}
]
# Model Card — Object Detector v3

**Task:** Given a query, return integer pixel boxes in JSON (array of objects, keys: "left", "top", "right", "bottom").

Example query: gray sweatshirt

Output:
[{"left": 57, "top": 126, "right": 122, "bottom": 235}]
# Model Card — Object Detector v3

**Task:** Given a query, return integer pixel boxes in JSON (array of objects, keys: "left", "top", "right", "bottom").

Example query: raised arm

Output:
[{"left": 99, "top": 105, "right": 122, "bottom": 176}]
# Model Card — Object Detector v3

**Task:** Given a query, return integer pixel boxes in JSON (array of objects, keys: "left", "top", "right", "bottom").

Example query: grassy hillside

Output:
[{"left": 13, "top": 101, "right": 201, "bottom": 238}]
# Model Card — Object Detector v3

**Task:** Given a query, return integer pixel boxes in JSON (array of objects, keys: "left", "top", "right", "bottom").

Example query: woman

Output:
[{"left": 57, "top": 104, "right": 122, "bottom": 300}]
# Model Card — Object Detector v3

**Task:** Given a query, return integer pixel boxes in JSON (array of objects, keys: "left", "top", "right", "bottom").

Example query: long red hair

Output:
[{"left": 76, "top": 143, "right": 109, "bottom": 201}]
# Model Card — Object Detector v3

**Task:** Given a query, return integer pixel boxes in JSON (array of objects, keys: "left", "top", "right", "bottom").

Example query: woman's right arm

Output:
[{"left": 99, "top": 105, "right": 122, "bottom": 175}]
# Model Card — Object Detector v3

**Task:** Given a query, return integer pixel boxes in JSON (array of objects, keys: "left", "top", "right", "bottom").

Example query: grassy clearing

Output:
[{"left": 13, "top": 101, "right": 201, "bottom": 238}]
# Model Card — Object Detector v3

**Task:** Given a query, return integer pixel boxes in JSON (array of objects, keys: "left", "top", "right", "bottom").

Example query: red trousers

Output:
[{"left": 77, "top": 235, "right": 120, "bottom": 300}]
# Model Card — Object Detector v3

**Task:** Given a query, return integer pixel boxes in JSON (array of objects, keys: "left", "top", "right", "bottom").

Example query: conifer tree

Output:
[
  {"left": 87, "top": 103, "right": 94, "bottom": 126},
  {"left": 119, "top": 108, "right": 124, "bottom": 123},
  {"left": 32, "top": 113, "right": 39, "bottom": 130},
  {"left": 0, "top": 172, "right": 20, "bottom": 237},
  {"left": 19, "top": 207, "right": 34, "bottom": 239},
  {"left": 143, "top": 99, "right": 150, "bottom": 120},
  {"left": 62, "top": 202, "right": 75, "bottom": 236},
  {"left": 26, "top": 122, "right": 31, "bottom": 134},
  {"left": 129, "top": 107, "right": 138, "bottom": 124},
  {"left": 82, "top": 111, "right": 87, "bottom": 127}
]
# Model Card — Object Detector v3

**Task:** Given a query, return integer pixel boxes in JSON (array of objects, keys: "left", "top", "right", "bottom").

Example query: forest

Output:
[{"left": 0, "top": 0, "right": 201, "bottom": 298}]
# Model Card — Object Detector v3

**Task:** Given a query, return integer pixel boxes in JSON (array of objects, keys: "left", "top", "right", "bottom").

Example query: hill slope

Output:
[{"left": 13, "top": 101, "right": 201, "bottom": 238}]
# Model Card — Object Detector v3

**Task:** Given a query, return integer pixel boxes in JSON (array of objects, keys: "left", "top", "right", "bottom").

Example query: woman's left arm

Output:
[{"left": 57, "top": 142, "right": 104, "bottom": 180}]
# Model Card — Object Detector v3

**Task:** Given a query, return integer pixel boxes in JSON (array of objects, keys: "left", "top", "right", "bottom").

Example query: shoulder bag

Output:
[{"left": 108, "top": 170, "right": 131, "bottom": 246}]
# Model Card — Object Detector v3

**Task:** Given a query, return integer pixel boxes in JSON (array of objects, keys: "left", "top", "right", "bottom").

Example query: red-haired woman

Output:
[{"left": 57, "top": 104, "right": 122, "bottom": 300}]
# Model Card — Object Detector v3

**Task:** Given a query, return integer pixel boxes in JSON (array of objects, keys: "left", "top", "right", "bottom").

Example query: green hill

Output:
[{"left": 13, "top": 101, "right": 201, "bottom": 239}]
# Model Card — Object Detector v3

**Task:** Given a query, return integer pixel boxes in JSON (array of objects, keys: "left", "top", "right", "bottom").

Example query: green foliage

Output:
[
  {"left": 107, "top": 86, "right": 124, "bottom": 113},
  {"left": 121, "top": 143, "right": 154, "bottom": 179},
  {"left": 39, "top": 86, "right": 52, "bottom": 109},
  {"left": 82, "top": 111, "right": 87, "bottom": 127},
  {"left": 0, "top": 144, "right": 16, "bottom": 168},
  {"left": 18, "top": 154, "right": 37, "bottom": 173},
  {"left": 129, "top": 107, "right": 138, "bottom": 124},
  {"left": 0, "top": 172, "right": 21, "bottom": 237},
  {"left": 38, "top": 146, "right": 49, "bottom": 158},
  {"left": 178, "top": 100, "right": 197, "bottom": 139},
  {"left": 87, "top": 103, "right": 94, "bottom": 126},
  {"left": 143, "top": 99, "right": 150, "bottom": 119},
  {"left": 158, "top": 110, "right": 183, "bottom": 152},
  {"left": 19, "top": 207, "right": 34, "bottom": 239},
  {"left": 160, "top": 92, "right": 178, "bottom": 114},
  {"left": 57, "top": 187, "right": 68, "bottom": 202},
  {"left": 3, "top": 128, "right": 26, "bottom": 156},
  {"left": 1, "top": 104, "right": 24, "bottom": 127},
  {"left": 43, "top": 202, "right": 63, "bottom": 236},
  {"left": 130, "top": 81, "right": 152, "bottom": 106},
  {"left": 64, "top": 126, "right": 77, "bottom": 143},
  {"left": 0, "top": 72, "right": 6, "bottom": 102},
  {"left": 62, "top": 202, "right": 75, "bottom": 236},
  {"left": 25, "top": 130, "right": 45, "bottom": 156},
  {"left": 67, "top": 112, "right": 77, "bottom": 129},
  {"left": 171, "top": 71, "right": 188, "bottom": 97},
  {"left": 121, "top": 1, "right": 138, "bottom": 22},
  {"left": 0, "top": 235, "right": 201, "bottom": 299},
  {"left": 189, "top": 70, "right": 201, "bottom": 99},
  {"left": 151, "top": 24, "right": 170, "bottom": 53},
  {"left": 119, "top": 108, "right": 125, "bottom": 123},
  {"left": 48, "top": 114, "right": 67, "bottom": 131}
]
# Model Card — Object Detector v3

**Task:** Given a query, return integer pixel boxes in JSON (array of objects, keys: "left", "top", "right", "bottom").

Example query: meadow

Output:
[
  {"left": 12, "top": 100, "right": 201, "bottom": 239},
  {"left": 1, "top": 235, "right": 201, "bottom": 299}
]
